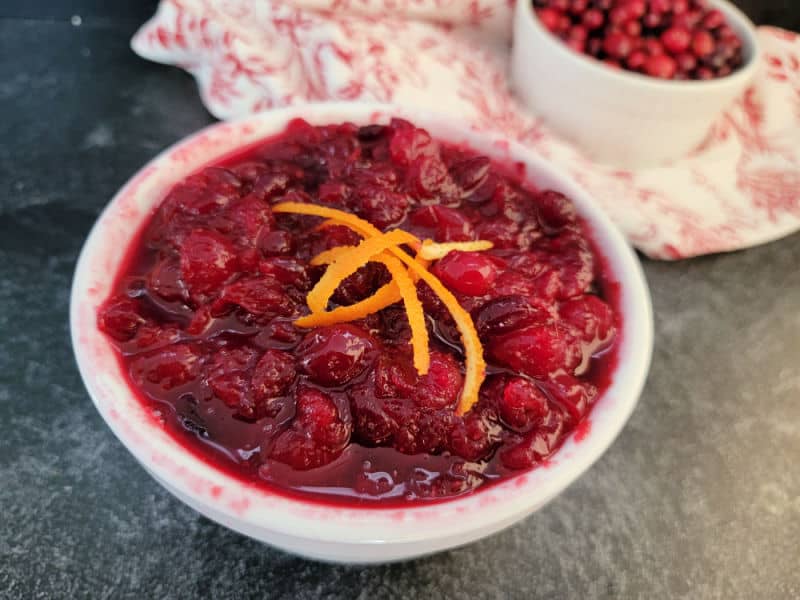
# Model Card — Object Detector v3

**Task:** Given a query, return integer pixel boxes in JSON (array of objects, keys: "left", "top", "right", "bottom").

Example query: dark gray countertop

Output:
[{"left": 1, "top": 3, "right": 799, "bottom": 598}]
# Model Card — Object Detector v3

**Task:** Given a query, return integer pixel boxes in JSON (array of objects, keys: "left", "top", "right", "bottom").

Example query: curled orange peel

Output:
[
  {"left": 418, "top": 239, "right": 494, "bottom": 261},
  {"left": 273, "top": 201, "right": 489, "bottom": 415}
]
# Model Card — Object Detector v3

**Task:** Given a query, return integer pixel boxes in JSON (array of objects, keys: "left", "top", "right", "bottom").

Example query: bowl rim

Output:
[
  {"left": 516, "top": 0, "right": 762, "bottom": 92},
  {"left": 70, "top": 101, "right": 653, "bottom": 547}
]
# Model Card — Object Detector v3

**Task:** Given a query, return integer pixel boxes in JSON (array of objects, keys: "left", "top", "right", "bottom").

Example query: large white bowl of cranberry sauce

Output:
[
  {"left": 511, "top": 0, "right": 761, "bottom": 168},
  {"left": 71, "top": 102, "right": 652, "bottom": 563}
]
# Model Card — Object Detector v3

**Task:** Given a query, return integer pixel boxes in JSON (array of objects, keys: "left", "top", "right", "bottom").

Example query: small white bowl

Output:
[
  {"left": 70, "top": 102, "right": 653, "bottom": 563},
  {"left": 511, "top": 0, "right": 761, "bottom": 168}
]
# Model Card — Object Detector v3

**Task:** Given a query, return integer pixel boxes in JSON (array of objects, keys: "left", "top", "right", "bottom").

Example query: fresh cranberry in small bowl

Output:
[
  {"left": 71, "top": 103, "right": 652, "bottom": 563},
  {"left": 511, "top": 0, "right": 760, "bottom": 168}
]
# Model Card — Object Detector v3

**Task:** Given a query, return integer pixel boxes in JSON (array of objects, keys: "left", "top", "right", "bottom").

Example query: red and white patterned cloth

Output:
[{"left": 132, "top": 0, "right": 800, "bottom": 259}]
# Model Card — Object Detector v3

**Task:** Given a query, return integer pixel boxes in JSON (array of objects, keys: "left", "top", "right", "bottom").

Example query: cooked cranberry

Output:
[
  {"left": 560, "top": 295, "right": 615, "bottom": 345},
  {"left": 448, "top": 410, "right": 497, "bottom": 461},
  {"left": 131, "top": 343, "right": 203, "bottom": 391},
  {"left": 257, "top": 229, "right": 294, "bottom": 256},
  {"left": 536, "top": 190, "right": 577, "bottom": 232},
  {"left": 252, "top": 349, "right": 296, "bottom": 404},
  {"left": 415, "top": 351, "right": 463, "bottom": 410},
  {"left": 488, "top": 323, "right": 582, "bottom": 380},
  {"left": 220, "top": 194, "right": 274, "bottom": 247},
  {"left": 499, "top": 378, "right": 550, "bottom": 431},
  {"left": 410, "top": 205, "right": 473, "bottom": 241},
  {"left": 355, "top": 188, "right": 409, "bottom": 229},
  {"left": 373, "top": 352, "right": 418, "bottom": 399},
  {"left": 267, "top": 387, "right": 350, "bottom": 470},
  {"left": 544, "top": 373, "right": 597, "bottom": 423},
  {"left": 538, "top": 7, "right": 562, "bottom": 32},
  {"left": 430, "top": 251, "right": 498, "bottom": 297},
  {"left": 179, "top": 229, "right": 238, "bottom": 301},
  {"left": 297, "top": 324, "right": 376, "bottom": 386},
  {"left": 626, "top": 50, "right": 647, "bottom": 71},
  {"left": 212, "top": 277, "right": 292, "bottom": 319},
  {"left": 349, "top": 385, "right": 399, "bottom": 445},
  {"left": 475, "top": 295, "right": 550, "bottom": 339},
  {"left": 582, "top": 8, "right": 604, "bottom": 29},
  {"left": 98, "top": 296, "right": 145, "bottom": 341}
]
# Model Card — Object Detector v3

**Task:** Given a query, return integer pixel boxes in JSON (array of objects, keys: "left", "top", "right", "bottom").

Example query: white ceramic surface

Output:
[
  {"left": 511, "top": 0, "right": 761, "bottom": 169},
  {"left": 70, "top": 102, "right": 653, "bottom": 563}
]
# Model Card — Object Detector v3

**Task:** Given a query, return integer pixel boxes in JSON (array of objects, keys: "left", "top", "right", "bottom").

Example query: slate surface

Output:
[{"left": 1, "top": 3, "right": 798, "bottom": 598}]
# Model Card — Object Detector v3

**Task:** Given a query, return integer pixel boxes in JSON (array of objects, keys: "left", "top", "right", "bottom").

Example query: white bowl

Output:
[
  {"left": 70, "top": 102, "right": 653, "bottom": 563},
  {"left": 511, "top": 0, "right": 761, "bottom": 168}
]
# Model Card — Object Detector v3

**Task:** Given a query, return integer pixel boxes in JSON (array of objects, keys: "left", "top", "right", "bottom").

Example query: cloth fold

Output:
[{"left": 132, "top": 0, "right": 800, "bottom": 259}]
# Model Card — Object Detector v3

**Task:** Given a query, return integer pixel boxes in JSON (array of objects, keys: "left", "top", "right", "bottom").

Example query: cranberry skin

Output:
[
  {"left": 488, "top": 323, "right": 582, "bottom": 380},
  {"left": 448, "top": 410, "right": 496, "bottom": 461},
  {"left": 98, "top": 296, "right": 145, "bottom": 341},
  {"left": 257, "top": 229, "right": 294, "bottom": 256},
  {"left": 374, "top": 352, "right": 418, "bottom": 399},
  {"left": 661, "top": 26, "right": 691, "bottom": 55},
  {"left": 131, "top": 343, "right": 203, "bottom": 391},
  {"left": 560, "top": 295, "right": 615, "bottom": 344},
  {"left": 643, "top": 38, "right": 665, "bottom": 56},
  {"left": 450, "top": 156, "right": 491, "bottom": 199},
  {"left": 252, "top": 349, "right": 296, "bottom": 403},
  {"left": 206, "top": 345, "right": 259, "bottom": 416},
  {"left": 545, "top": 373, "right": 598, "bottom": 423},
  {"left": 267, "top": 387, "right": 350, "bottom": 470},
  {"left": 499, "top": 378, "right": 550, "bottom": 432},
  {"left": 692, "top": 30, "right": 715, "bottom": 58},
  {"left": 297, "top": 324, "right": 376, "bottom": 386},
  {"left": 409, "top": 205, "right": 473, "bottom": 242},
  {"left": 212, "top": 277, "right": 292, "bottom": 318},
  {"left": 415, "top": 351, "right": 463, "bottom": 410},
  {"left": 644, "top": 54, "right": 677, "bottom": 79},
  {"left": 536, "top": 190, "right": 577, "bottom": 232},
  {"left": 676, "top": 52, "right": 698, "bottom": 74},
  {"left": 474, "top": 295, "right": 550, "bottom": 339},
  {"left": 349, "top": 385, "right": 398, "bottom": 445},
  {"left": 179, "top": 229, "right": 238, "bottom": 300},
  {"left": 355, "top": 188, "right": 409, "bottom": 229},
  {"left": 430, "top": 251, "right": 498, "bottom": 297}
]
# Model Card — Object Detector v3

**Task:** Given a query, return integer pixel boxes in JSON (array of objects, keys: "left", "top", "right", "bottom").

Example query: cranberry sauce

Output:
[
  {"left": 98, "top": 118, "right": 621, "bottom": 506},
  {"left": 534, "top": 0, "right": 745, "bottom": 80}
]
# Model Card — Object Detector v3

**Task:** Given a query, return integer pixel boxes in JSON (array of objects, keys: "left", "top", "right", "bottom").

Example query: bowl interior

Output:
[{"left": 70, "top": 102, "right": 653, "bottom": 547}]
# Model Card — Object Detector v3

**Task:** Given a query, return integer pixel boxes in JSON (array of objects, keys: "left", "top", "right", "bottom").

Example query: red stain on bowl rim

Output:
[{"left": 574, "top": 418, "right": 592, "bottom": 443}]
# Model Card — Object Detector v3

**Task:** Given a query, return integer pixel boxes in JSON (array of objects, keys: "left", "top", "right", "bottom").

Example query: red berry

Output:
[
  {"left": 98, "top": 296, "right": 145, "bottom": 342},
  {"left": 702, "top": 8, "right": 725, "bottom": 30},
  {"left": 675, "top": 52, "right": 697, "bottom": 73},
  {"left": 625, "top": 0, "right": 646, "bottom": 19},
  {"left": 499, "top": 378, "right": 550, "bottom": 431},
  {"left": 644, "top": 38, "right": 665, "bottom": 56},
  {"left": 672, "top": 0, "right": 688, "bottom": 15},
  {"left": 661, "top": 26, "right": 691, "bottom": 54},
  {"left": 692, "top": 30, "right": 715, "bottom": 58},
  {"left": 696, "top": 66, "right": 714, "bottom": 80},
  {"left": 537, "top": 8, "right": 562, "bottom": 32},
  {"left": 582, "top": 8, "right": 604, "bottom": 29},
  {"left": 626, "top": 50, "right": 647, "bottom": 70},
  {"left": 570, "top": 0, "right": 588, "bottom": 14},
  {"left": 603, "top": 32, "right": 634, "bottom": 59},
  {"left": 624, "top": 20, "right": 642, "bottom": 37},
  {"left": 644, "top": 53, "right": 677, "bottom": 78},
  {"left": 296, "top": 324, "right": 376, "bottom": 386},
  {"left": 179, "top": 229, "right": 238, "bottom": 301},
  {"left": 431, "top": 251, "right": 499, "bottom": 296}
]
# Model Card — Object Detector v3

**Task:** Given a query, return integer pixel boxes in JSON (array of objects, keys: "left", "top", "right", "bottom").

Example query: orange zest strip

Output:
[
  {"left": 373, "top": 253, "right": 430, "bottom": 375},
  {"left": 419, "top": 239, "right": 494, "bottom": 261},
  {"left": 390, "top": 252, "right": 486, "bottom": 416},
  {"left": 293, "top": 280, "right": 400, "bottom": 328},
  {"left": 273, "top": 202, "right": 382, "bottom": 238},
  {"left": 309, "top": 245, "right": 356, "bottom": 266},
  {"left": 305, "top": 229, "right": 420, "bottom": 314}
]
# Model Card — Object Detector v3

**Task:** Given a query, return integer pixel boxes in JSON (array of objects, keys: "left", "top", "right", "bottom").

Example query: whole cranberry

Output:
[
  {"left": 252, "top": 349, "right": 296, "bottom": 402},
  {"left": 661, "top": 26, "right": 691, "bottom": 55},
  {"left": 644, "top": 54, "right": 677, "bottom": 79},
  {"left": 474, "top": 295, "right": 550, "bottom": 339},
  {"left": 296, "top": 324, "right": 376, "bottom": 386},
  {"left": 267, "top": 387, "right": 350, "bottom": 470},
  {"left": 431, "top": 251, "right": 499, "bottom": 297},
  {"left": 179, "top": 229, "right": 238, "bottom": 300},
  {"left": 499, "top": 378, "right": 550, "bottom": 431},
  {"left": 560, "top": 295, "right": 616, "bottom": 344},
  {"left": 603, "top": 32, "right": 634, "bottom": 60},
  {"left": 692, "top": 30, "right": 715, "bottom": 58},
  {"left": 626, "top": 50, "right": 647, "bottom": 71},
  {"left": 582, "top": 8, "right": 604, "bottom": 29},
  {"left": 415, "top": 351, "right": 463, "bottom": 410},
  {"left": 488, "top": 323, "right": 582, "bottom": 380},
  {"left": 98, "top": 296, "right": 145, "bottom": 342},
  {"left": 131, "top": 343, "right": 203, "bottom": 391}
]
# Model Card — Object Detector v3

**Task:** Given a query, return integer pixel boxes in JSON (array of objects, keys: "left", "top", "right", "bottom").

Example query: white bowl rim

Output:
[
  {"left": 516, "top": 0, "right": 762, "bottom": 92},
  {"left": 70, "top": 101, "right": 653, "bottom": 547}
]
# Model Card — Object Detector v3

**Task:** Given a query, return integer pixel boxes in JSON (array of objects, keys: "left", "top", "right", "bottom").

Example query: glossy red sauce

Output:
[{"left": 98, "top": 118, "right": 621, "bottom": 507}]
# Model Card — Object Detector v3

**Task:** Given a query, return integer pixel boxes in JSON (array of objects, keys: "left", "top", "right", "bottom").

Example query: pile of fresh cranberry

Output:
[
  {"left": 533, "top": 0, "right": 745, "bottom": 80},
  {"left": 98, "top": 119, "right": 620, "bottom": 505}
]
